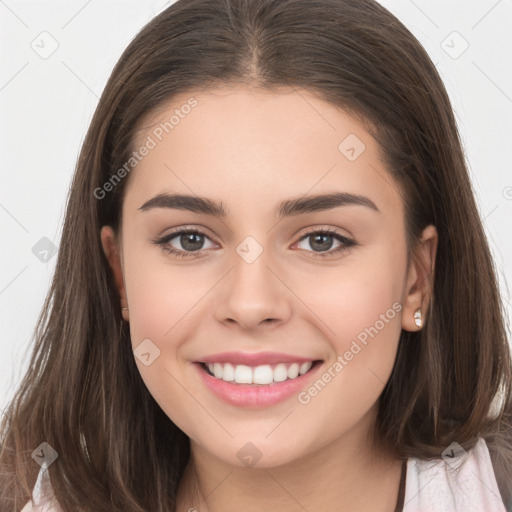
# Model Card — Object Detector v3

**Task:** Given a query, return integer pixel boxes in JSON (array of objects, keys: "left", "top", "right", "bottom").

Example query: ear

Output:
[
  {"left": 401, "top": 224, "right": 438, "bottom": 332},
  {"left": 100, "top": 225, "right": 129, "bottom": 322}
]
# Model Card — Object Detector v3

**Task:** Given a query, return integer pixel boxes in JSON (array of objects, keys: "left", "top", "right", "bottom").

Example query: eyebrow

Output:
[{"left": 138, "top": 192, "right": 380, "bottom": 218}]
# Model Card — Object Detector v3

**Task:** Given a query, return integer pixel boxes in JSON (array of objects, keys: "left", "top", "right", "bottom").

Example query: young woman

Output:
[{"left": 2, "top": 0, "right": 511, "bottom": 510}]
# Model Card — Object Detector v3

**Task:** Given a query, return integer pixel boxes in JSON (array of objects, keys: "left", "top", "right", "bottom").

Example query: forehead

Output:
[{"left": 126, "top": 85, "right": 404, "bottom": 220}]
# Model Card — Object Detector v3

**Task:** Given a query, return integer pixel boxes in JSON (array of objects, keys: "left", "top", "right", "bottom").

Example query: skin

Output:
[{"left": 101, "top": 85, "right": 437, "bottom": 511}]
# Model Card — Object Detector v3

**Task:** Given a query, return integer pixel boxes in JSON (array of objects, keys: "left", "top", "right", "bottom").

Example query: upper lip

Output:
[{"left": 197, "top": 351, "right": 321, "bottom": 366}]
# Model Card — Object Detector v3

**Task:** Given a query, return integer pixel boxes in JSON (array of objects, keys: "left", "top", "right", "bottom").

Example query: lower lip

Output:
[{"left": 194, "top": 361, "right": 322, "bottom": 408}]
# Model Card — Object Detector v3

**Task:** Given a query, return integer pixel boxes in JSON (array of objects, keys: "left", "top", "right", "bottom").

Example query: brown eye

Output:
[
  {"left": 295, "top": 229, "right": 356, "bottom": 258},
  {"left": 177, "top": 232, "right": 205, "bottom": 252},
  {"left": 153, "top": 229, "right": 217, "bottom": 258}
]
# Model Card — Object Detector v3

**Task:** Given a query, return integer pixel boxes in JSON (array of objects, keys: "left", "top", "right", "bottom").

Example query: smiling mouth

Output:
[{"left": 198, "top": 360, "right": 322, "bottom": 386}]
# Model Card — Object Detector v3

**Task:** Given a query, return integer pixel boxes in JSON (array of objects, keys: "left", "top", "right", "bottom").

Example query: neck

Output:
[{"left": 176, "top": 406, "right": 404, "bottom": 512}]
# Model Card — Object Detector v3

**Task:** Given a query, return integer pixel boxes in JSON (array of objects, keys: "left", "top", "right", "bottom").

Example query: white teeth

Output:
[
  {"left": 213, "top": 363, "right": 223, "bottom": 379},
  {"left": 273, "top": 363, "right": 288, "bottom": 382},
  {"left": 204, "top": 361, "right": 315, "bottom": 384},
  {"left": 253, "top": 365, "right": 274, "bottom": 384},
  {"left": 287, "top": 363, "right": 299, "bottom": 379},
  {"left": 299, "top": 362, "right": 313, "bottom": 375},
  {"left": 234, "top": 365, "right": 252, "bottom": 383},
  {"left": 222, "top": 363, "right": 235, "bottom": 381}
]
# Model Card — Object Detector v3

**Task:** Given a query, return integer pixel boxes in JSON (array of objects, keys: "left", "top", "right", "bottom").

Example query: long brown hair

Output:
[{"left": 2, "top": 0, "right": 511, "bottom": 510}]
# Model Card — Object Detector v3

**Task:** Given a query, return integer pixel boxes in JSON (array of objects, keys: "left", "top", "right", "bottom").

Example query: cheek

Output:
[
  {"left": 122, "top": 244, "right": 215, "bottom": 434},
  {"left": 310, "top": 247, "right": 405, "bottom": 350},
  {"left": 297, "top": 248, "right": 405, "bottom": 409},
  {"left": 123, "top": 237, "right": 211, "bottom": 349}
]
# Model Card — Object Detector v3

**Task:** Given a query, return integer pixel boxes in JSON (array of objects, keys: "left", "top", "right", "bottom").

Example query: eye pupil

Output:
[
  {"left": 310, "top": 233, "right": 334, "bottom": 252},
  {"left": 181, "top": 233, "right": 203, "bottom": 251}
]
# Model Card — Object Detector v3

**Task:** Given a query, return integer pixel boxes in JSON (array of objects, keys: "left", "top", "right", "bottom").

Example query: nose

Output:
[{"left": 214, "top": 244, "right": 293, "bottom": 331}]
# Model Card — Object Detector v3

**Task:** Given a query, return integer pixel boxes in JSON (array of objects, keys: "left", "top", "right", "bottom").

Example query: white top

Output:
[
  {"left": 22, "top": 436, "right": 507, "bottom": 511},
  {"left": 403, "top": 436, "right": 507, "bottom": 511},
  {"left": 21, "top": 460, "right": 63, "bottom": 512}
]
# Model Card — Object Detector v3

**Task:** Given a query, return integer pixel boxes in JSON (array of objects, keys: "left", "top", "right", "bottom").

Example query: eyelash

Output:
[{"left": 152, "top": 227, "right": 357, "bottom": 260}]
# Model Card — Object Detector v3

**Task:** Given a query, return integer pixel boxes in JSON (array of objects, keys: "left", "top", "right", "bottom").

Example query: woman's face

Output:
[{"left": 102, "top": 85, "right": 436, "bottom": 468}]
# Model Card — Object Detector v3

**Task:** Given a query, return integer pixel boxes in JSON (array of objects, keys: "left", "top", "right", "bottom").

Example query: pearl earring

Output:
[{"left": 414, "top": 309, "right": 423, "bottom": 327}]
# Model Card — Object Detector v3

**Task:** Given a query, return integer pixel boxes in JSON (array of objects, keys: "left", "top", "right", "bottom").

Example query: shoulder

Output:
[{"left": 403, "top": 437, "right": 508, "bottom": 512}]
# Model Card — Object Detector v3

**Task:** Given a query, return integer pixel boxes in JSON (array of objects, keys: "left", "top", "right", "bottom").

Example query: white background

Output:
[{"left": 1, "top": 0, "right": 511, "bottom": 414}]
